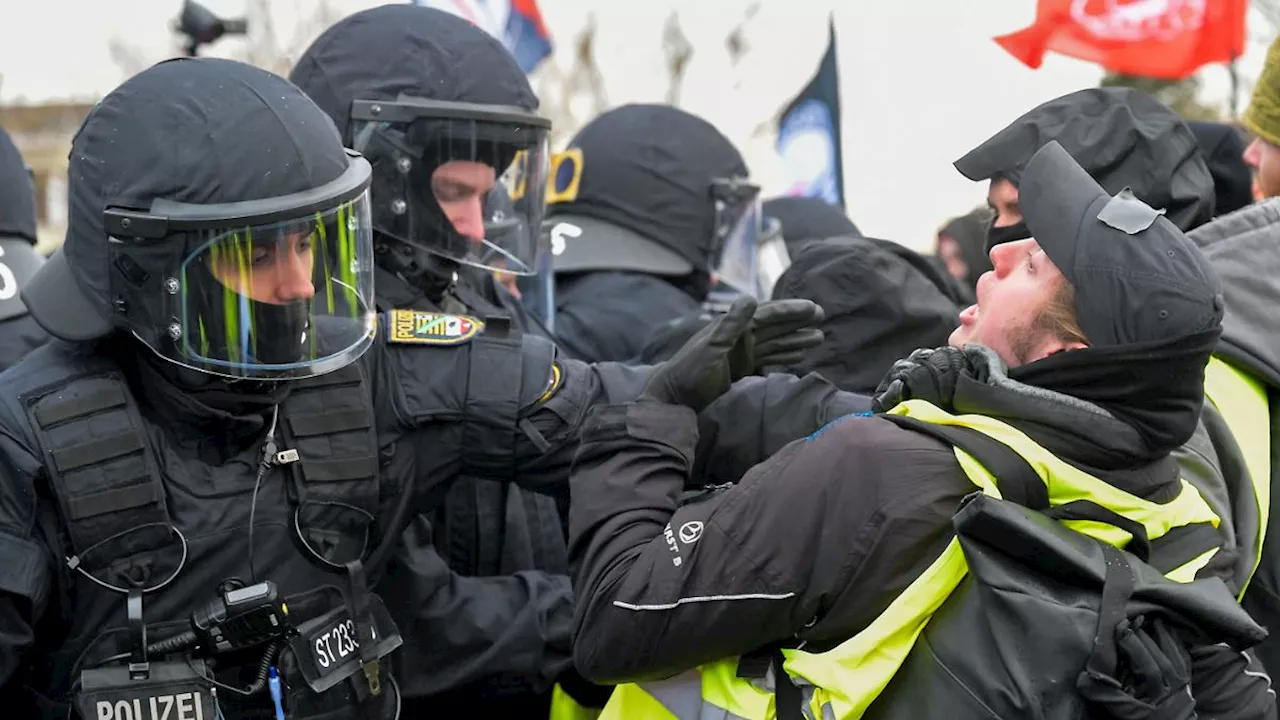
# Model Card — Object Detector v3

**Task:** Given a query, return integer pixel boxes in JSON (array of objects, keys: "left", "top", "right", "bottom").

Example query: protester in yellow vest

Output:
[
  {"left": 1165, "top": 36, "right": 1280, "bottom": 681},
  {"left": 563, "top": 142, "right": 1276, "bottom": 718}
]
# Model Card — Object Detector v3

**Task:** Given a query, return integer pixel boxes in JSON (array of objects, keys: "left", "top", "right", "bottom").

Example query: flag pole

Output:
[{"left": 1229, "top": 56, "right": 1241, "bottom": 121}]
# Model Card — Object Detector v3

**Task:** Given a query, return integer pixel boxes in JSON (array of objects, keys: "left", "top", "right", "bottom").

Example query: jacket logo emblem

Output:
[{"left": 678, "top": 521, "right": 704, "bottom": 545}]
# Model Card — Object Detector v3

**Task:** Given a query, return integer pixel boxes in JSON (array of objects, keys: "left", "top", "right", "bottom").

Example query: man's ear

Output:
[{"left": 1042, "top": 339, "right": 1089, "bottom": 358}]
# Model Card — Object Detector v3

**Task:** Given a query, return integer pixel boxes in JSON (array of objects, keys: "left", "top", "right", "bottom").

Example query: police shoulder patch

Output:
[
  {"left": 537, "top": 362, "right": 564, "bottom": 404},
  {"left": 384, "top": 310, "right": 484, "bottom": 345}
]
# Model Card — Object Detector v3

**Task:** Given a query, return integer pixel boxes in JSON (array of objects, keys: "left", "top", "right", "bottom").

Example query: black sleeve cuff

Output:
[{"left": 582, "top": 402, "right": 698, "bottom": 462}]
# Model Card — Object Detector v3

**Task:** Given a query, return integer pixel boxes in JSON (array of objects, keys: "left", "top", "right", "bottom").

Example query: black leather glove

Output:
[
  {"left": 871, "top": 346, "right": 974, "bottom": 413},
  {"left": 641, "top": 296, "right": 824, "bottom": 413},
  {"left": 751, "top": 299, "right": 826, "bottom": 369},
  {"left": 1076, "top": 616, "right": 1195, "bottom": 720}
]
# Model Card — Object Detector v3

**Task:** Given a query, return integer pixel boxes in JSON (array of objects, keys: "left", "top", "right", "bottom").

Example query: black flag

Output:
[{"left": 776, "top": 16, "right": 845, "bottom": 209}]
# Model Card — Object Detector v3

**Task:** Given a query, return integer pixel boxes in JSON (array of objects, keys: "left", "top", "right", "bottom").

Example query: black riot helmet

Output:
[
  {"left": 290, "top": 5, "right": 551, "bottom": 295},
  {"left": 545, "top": 104, "right": 757, "bottom": 301},
  {"left": 21, "top": 57, "right": 377, "bottom": 381},
  {"left": 0, "top": 122, "right": 45, "bottom": 324}
]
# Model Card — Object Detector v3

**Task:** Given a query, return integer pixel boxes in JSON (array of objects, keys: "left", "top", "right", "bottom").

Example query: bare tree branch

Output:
[{"left": 663, "top": 13, "right": 693, "bottom": 105}]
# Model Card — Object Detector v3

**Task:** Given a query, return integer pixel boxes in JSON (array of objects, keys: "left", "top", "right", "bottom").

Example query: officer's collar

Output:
[
  {"left": 119, "top": 337, "right": 285, "bottom": 459},
  {"left": 373, "top": 265, "right": 432, "bottom": 312}
]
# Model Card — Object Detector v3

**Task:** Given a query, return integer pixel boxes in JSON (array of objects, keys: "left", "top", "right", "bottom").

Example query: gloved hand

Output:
[
  {"left": 641, "top": 296, "right": 824, "bottom": 413},
  {"left": 1078, "top": 616, "right": 1196, "bottom": 720},
  {"left": 872, "top": 346, "right": 974, "bottom": 413}
]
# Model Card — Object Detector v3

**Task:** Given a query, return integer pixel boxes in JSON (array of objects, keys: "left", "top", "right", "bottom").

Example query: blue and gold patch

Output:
[
  {"left": 385, "top": 310, "right": 484, "bottom": 345},
  {"left": 546, "top": 148, "right": 584, "bottom": 204}
]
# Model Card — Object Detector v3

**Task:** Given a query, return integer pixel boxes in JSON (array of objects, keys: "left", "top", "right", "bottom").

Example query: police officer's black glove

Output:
[
  {"left": 751, "top": 299, "right": 826, "bottom": 369},
  {"left": 871, "top": 346, "right": 974, "bottom": 413},
  {"left": 641, "top": 296, "right": 824, "bottom": 413}
]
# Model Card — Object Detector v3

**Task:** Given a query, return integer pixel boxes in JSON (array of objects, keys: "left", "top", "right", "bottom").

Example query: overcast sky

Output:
[{"left": 0, "top": 0, "right": 1270, "bottom": 250}]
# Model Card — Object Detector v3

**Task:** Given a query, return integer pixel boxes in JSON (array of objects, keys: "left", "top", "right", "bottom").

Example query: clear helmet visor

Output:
[
  {"left": 513, "top": 248, "right": 557, "bottom": 334},
  {"left": 351, "top": 102, "right": 551, "bottom": 276},
  {"left": 756, "top": 217, "right": 790, "bottom": 299},
  {"left": 152, "top": 192, "right": 376, "bottom": 380},
  {"left": 711, "top": 179, "right": 764, "bottom": 297}
]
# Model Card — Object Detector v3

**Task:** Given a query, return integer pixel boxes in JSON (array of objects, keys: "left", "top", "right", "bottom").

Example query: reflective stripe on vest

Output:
[
  {"left": 1204, "top": 355, "right": 1272, "bottom": 598},
  {"left": 598, "top": 401, "right": 1223, "bottom": 720}
]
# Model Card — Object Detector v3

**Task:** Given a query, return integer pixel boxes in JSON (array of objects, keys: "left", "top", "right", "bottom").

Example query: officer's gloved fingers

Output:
[
  {"left": 754, "top": 329, "right": 825, "bottom": 368},
  {"left": 708, "top": 296, "right": 759, "bottom": 349},
  {"left": 750, "top": 300, "right": 825, "bottom": 344}
]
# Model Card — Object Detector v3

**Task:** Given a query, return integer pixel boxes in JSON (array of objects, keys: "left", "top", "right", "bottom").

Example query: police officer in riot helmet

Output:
[
  {"left": 0, "top": 57, "right": 406, "bottom": 719},
  {"left": 289, "top": 4, "right": 555, "bottom": 343},
  {"left": 0, "top": 48, "right": 826, "bottom": 720},
  {"left": 288, "top": 8, "right": 582, "bottom": 714},
  {"left": 0, "top": 124, "right": 50, "bottom": 370},
  {"left": 547, "top": 104, "right": 764, "bottom": 364}
]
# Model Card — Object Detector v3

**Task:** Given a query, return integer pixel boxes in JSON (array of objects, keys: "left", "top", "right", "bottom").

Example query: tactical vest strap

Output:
[
  {"left": 25, "top": 373, "right": 173, "bottom": 572},
  {"left": 462, "top": 332, "right": 524, "bottom": 478},
  {"left": 283, "top": 362, "right": 380, "bottom": 513}
]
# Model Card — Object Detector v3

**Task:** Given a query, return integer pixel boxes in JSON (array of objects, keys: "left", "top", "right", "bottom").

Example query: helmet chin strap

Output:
[{"left": 375, "top": 235, "right": 460, "bottom": 305}]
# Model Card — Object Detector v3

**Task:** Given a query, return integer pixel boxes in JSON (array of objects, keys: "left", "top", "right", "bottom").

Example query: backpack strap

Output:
[{"left": 880, "top": 414, "right": 1221, "bottom": 574}]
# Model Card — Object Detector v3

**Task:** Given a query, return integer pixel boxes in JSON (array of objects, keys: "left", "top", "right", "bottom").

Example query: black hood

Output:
[
  {"left": 762, "top": 196, "right": 861, "bottom": 258},
  {"left": 1187, "top": 120, "right": 1254, "bottom": 219},
  {"left": 954, "top": 87, "right": 1215, "bottom": 232},
  {"left": 289, "top": 4, "right": 537, "bottom": 146},
  {"left": 0, "top": 124, "right": 36, "bottom": 244},
  {"left": 770, "top": 237, "right": 960, "bottom": 393}
]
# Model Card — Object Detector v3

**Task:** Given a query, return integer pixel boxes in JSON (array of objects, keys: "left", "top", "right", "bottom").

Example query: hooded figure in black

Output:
[
  {"left": 954, "top": 87, "right": 1216, "bottom": 248},
  {"left": 766, "top": 237, "right": 960, "bottom": 394},
  {"left": 0, "top": 124, "right": 49, "bottom": 370},
  {"left": 934, "top": 206, "right": 995, "bottom": 303},
  {"left": 289, "top": 6, "right": 588, "bottom": 714},
  {"left": 636, "top": 198, "right": 964, "bottom": 366},
  {"left": 548, "top": 104, "right": 754, "bottom": 364},
  {"left": 761, "top": 195, "right": 862, "bottom": 257},
  {"left": 1187, "top": 120, "right": 1255, "bottom": 218}
]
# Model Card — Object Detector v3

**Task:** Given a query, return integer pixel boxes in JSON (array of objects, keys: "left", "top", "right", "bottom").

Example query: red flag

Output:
[{"left": 995, "top": 0, "right": 1247, "bottom": 79}]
